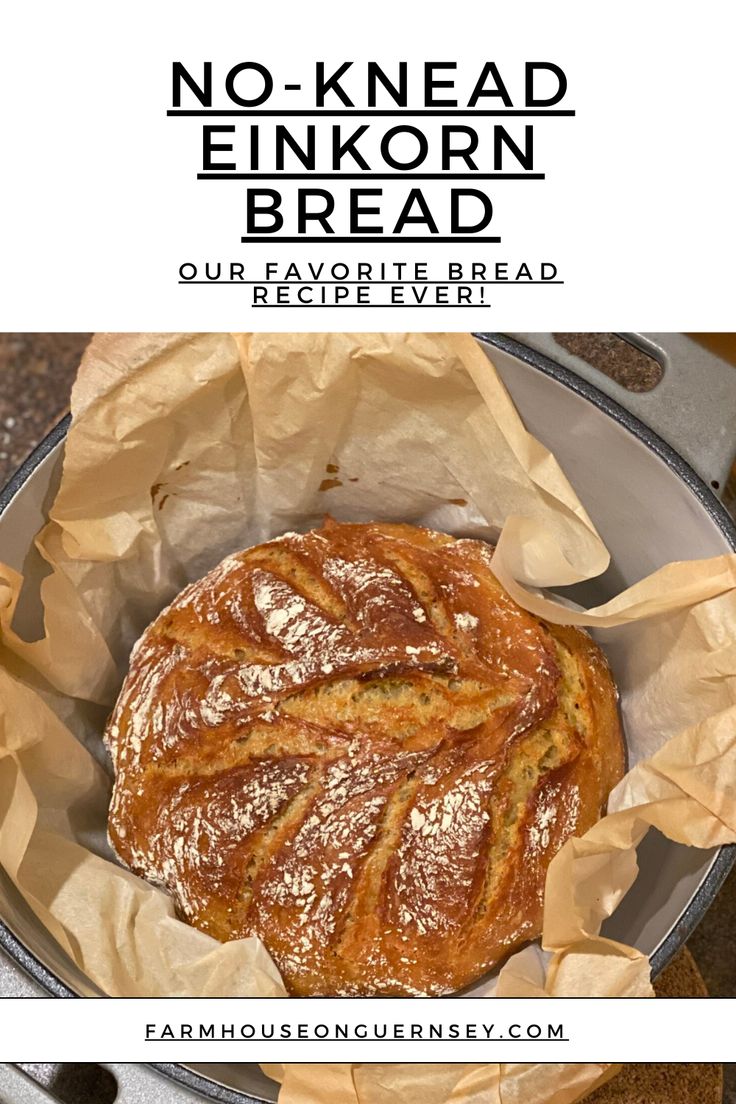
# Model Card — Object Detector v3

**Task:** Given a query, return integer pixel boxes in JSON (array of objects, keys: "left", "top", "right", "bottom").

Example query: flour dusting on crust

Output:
[{"left": 105, "top": 519, "right": 621, "bottom": 996}]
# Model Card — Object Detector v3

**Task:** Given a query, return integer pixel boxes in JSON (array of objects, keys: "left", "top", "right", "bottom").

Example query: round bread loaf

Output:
[{"left": 106, "top": 519, "right": 625, "bottom": 995}]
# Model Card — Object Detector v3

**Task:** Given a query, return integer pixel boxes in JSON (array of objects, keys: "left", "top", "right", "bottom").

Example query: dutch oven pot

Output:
[{"left": 0, "top": 333, "right": 734, "bottom": 1104}]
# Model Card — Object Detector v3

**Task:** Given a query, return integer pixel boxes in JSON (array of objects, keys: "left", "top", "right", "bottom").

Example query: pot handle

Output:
[
  {"left": 1, "top": 1063, "right": 229, "bottom": 1103},
  {"left": 107, "top": 1063, "right": 266, "bottom": 1102},
  {"left": 0, "top": 1066, "right": 61, "bottom": 1103},
  {"left": 500, "top": 333, "right": 736, "bottom": 499}
]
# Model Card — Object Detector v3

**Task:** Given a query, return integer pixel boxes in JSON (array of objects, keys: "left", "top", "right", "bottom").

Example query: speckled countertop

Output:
[
  {"left": 0, "top": 333, "right": 733, "bottom": 1102},
  {"left": 0, "top": 334, "right": 91, "bottom": 471}
]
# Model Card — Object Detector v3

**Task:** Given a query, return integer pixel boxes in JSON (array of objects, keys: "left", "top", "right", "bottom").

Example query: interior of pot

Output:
[
  {"left": 0, "top": 339, "right": 733, "bottom": 1103},
  {"left": 489, "top": 339, "right": 736, "bottom": 965}
]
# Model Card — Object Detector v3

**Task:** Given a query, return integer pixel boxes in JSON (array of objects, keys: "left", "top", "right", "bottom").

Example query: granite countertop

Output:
[
  {"left": 0, "top": 334, "right": 91, "bottom": 472},
  {"left": 0, "top": 333, "right": 732, "bottom": 1103}
]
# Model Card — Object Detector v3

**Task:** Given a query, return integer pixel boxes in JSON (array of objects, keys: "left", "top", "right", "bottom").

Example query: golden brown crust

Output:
[{"left": 106, "top": 519, "right": 625, "bottom": 995}]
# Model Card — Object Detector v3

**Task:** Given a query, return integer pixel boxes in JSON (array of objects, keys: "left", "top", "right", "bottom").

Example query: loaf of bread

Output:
[{"left": 106, "top": 519, "right": 624, "bottom": 995}]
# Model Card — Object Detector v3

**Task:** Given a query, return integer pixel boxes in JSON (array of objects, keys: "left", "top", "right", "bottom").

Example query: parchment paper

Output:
[
  {"left": 0, "top": 333, "right": 735, "bottom": 1103},
  {"left": 260, "top": 1061, "right": 621, "bottom": 1104}
]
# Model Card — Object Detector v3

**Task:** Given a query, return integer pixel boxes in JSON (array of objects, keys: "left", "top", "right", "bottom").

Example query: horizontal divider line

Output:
[
  {"left": 176, "top": 280, "right": 563, "bottom": 285},
  {"left": 146, "top": 1036, "right": 570, "bottom": 1042},
  {"left": 178, "top": 280, "right": 564, "bottom": 284},
  {"left": 239, "top": 237, "right": 502, "bottom": 243},
  {"left": 250, "top": 304, "right": 491, "bottom": 307},
  {"left": 198, "top": 173, "right": 544, "bottom": 180},
  {"left": 169, "top": 109, "right": 575, "bottom": 117}
]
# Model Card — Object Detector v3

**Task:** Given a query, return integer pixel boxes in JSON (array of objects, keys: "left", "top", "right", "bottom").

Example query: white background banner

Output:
[
  {"left": 1, "top": 0, "right": 735, "bottom": 329},
  {"left": 0, "top": 998, "right": 734, "bottom": 1062}
]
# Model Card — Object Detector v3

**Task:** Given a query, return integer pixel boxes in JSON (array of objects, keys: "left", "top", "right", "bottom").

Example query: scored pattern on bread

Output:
[{"left": 106, "top": 519, "right": 625, "bottom": 996}]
